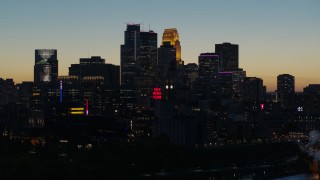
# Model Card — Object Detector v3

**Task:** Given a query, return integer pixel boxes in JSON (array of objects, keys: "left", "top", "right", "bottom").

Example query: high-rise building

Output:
[
  {"left": 158, "top": 42, "right": 177, "bottom": 82},
  {"left": 198, "top": 53, "right": 220, "bottom": 78},
  {"left": 121, "top": 24, "right": 141, "bottom": 88},
  {"left": 185, "top": 63, "right": 199, "bottom": 88},
  {"left": 34, "top": 49, "right": 58, "bottom": 85},
  {"left": 0, "top": 78, "right": 16, "bottom": 105},
  {"left": 215, "top": 43, "right": 238, "bottom": 71},
  {"left": 162, "top": 28, "right": 182, "bottom": 64},
  {"left": 69, "top": 56, "right": 120, "bottom": 88},
  {"left": 134, "top": 31, "right": 158, "bottom": 109},
  {"left": 138, "top": 31, "right": 157, "bottom": 76},
  {"left": 303, "top": 84, "right": 320, "bottom": 113},
  {"left": 277, "top": 74, "right": 295, "bottom": 107},
  {"left": 243, "top": 77, "right": 265, "bottom": 104}
]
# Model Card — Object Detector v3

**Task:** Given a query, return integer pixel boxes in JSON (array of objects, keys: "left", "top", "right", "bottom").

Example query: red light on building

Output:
[
  {"left": 260, "top": 103, "right": 265, "bottom": 110},
  {"left": 152, "top": 87, "right": 162, "bottom": 100},
  {"left": 86, "top": 99, "right": 89, "bottom": 115}
]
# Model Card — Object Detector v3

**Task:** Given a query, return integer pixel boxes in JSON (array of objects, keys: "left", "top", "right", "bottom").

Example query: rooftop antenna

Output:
[{"left": 149, "top": 23, "right": 150, "bottom": 31}]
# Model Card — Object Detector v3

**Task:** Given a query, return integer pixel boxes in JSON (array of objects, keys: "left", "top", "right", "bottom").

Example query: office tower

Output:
[
  {"left": 162, "top": 28, "right": 182, "bottom": 64},
  {"left": 69, "top": 56, "right": 120, "bottom": 88},
  {"left": 243, "top": 77, "right": 265, "bottom": 104},
  {"left": 134, "top": 31, "right": 158, "bottom": 109},
  {"left": 0, "top": 78, "right": 16, "bottom": 105},
  {"left": 69, "top": 56, "right": 120, "bottom": 115},
  {"left": 138, "top": 31, "right": 157, "bottom": 76},
  {"left": 215, "top": 43, "right": 239, "bottom": 71},
  {"left": 198, "top": 53, "right": 220, "bottom": 78},
  {"left": 16, "top": 81, "right": 34, "bottom": 106},
  {"left": 277, "top": 74, "right": 295, "bottom": 107},
  {"left": 158, "top": 42, "right": 177, "bottom": 82},
  {"left": 303, "top": 84, "right": 320, "bottom": 113},
  {"left": 121, "top": 24, "right": 141, "bottom": 88},
  {"left": 218, "top": 69, "right": 246, "bottom": 103},
  {"left": 34, "top": 49, "right": 58, "bottom": 85},
  {"left": 57, "top": 76, "right": 81, "bottom": 105},
  {"left": 157, "top": 42, "right": 177, "bottom": 100},
  {"left": 185, "top": 63, "right": 199, "bottom": 88}
]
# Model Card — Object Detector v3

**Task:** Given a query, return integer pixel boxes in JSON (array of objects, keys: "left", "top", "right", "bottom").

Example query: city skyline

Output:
[{"left": 1, "top": 0, "right": 320, "bottom": 91}]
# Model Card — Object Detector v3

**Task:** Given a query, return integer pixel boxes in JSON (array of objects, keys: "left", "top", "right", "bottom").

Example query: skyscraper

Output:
[
  {"left": 134, "top": 30, "right": 158, "bottom": 109},
  {"left": 198, "top": 53, "right": 220, "bottom": 78},
  {"left": 162, "top": 28, "right": 182, "bottom": 64},
  {"left": 121, "top": 24, "right": 140, "bottom": 88},
  {"left": 34, "top": 49, "right": 58, "bottom": 86},
  {"left": 243, "top": 77, "right": 265, "bottom": 104},
  {"left": 158, "top": 42, "right": 177, "bottom": 82},
  {"left": 277, "top": 74, "right": 295, "bottom": 107},
  {"left": 215, "top": 43, "right": 238, "bottom": 71},
  {"left": 138, "top": 31, "right": 157, "bottom": 76}
]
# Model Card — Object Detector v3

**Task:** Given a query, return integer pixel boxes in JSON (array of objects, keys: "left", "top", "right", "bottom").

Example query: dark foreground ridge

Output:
[{"left": 0, "top": 138, "right": 310, "bottom": 179}]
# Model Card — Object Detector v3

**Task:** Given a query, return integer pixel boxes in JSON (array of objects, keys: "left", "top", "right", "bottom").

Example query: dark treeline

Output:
[{"left": 0, "top": 138, "right": 309, "bottom": 179}]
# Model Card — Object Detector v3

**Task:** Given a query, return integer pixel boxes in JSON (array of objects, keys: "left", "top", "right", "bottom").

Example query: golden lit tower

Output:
[{"left": 162, "top": 28, "right": 182, "bottom": 64}]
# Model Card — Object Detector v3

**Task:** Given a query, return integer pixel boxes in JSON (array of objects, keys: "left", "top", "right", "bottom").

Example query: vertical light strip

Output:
[
  {"left": 86, "top": 99, "right": 89, "bottom": 115},
  {"left": 60, "top": 80, "right": 63, "bottom": 103}
]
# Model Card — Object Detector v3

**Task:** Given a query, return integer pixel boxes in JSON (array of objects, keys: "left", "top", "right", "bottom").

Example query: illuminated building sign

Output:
[
  {"left": 152, "top": 88, "right": 162, "bottom": 100},
  {"left": 260, "top": 103, "right": 265, "bottom": 110},
  {"left": 60, "top": 80, "right": 62, "bottom": 103},
  {"left": 68, "top": 107, "right": 85, "bottom": 115}
]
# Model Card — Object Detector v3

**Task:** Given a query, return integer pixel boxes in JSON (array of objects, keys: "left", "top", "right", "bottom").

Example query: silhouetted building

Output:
[
  {"left": 185, "top": 63, "right": 198, "bottom": 88},
  {"left": 57, "top": 76, "right": 81, "bottom": 105},
  {"left": 138, "top": 31, "right": 157, "bottom": 76},
  {"left": 158, "top": 42, "right": 177, "bottom": 82},
  {"left": 215, "top": 43, "right": 238, "bottom": 71},
  {"left": 243, "top": 77, "right": 265, "bottom": 104},
  {"left": 121, "top": 24, "right": 141, "bottom": 88},
  {"left": 134, "top": 31, "right": 158, "bottom": 109},
  {"left": 277, "top": 74, "right": 295, "bottom": 107},
  {"left": 0, "top": 78, "right": 16, "bottom": 105},
  {"left": 162, "top": 28, "right": 182, "bottom": 64},
  {"left": 34, "top": 49, "right": 58, "bottom": 86},
  {"left": 16, "top": 81, "right": 33, "bottom": 106},
  {"left": 303, "top": 84, "right": 320, "bottom": 114},
  {"left": 198, "top": 53, "right": 220, "bottom": 78},
  {"left": 69, "top": 56, "right": 120, "bottom": 88}
]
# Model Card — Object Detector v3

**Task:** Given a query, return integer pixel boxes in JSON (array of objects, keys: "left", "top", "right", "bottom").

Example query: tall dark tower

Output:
[
  {"left": 138, "top": 31, "right": 157, "bottom": 76},
  {"left": 215, "top": 43, "right": 238, "bottom": 71},
  {"left": 134, "top": 30, "right": 158, "bottom": 109},
  {"left": 34, "top": 49, "right": 58, "bottom": 86},
  {"left": 158, "top": 42, "right": 177, "bottom": 82},
  {"left": 120, "top": 24, "right": 141, "bottom": 88},
  {"left": 277, "top": 74, "right": 295, "bottom": 107}
]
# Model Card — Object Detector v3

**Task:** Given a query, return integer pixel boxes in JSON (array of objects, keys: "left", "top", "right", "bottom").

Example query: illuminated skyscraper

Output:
[
  {"left": 34, "top": 49, "right": 58, "bottom": 85},
  {"left": 162, "top": 28, "right": 182, "bottom": 64},
  {"left": 215, "top": 43, "right": 238, "bottom": 71}
]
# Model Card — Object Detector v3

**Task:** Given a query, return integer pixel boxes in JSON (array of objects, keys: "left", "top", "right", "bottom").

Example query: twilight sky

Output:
[{"left": 0, "top": 0, "right": 319, "bottom": 91}]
